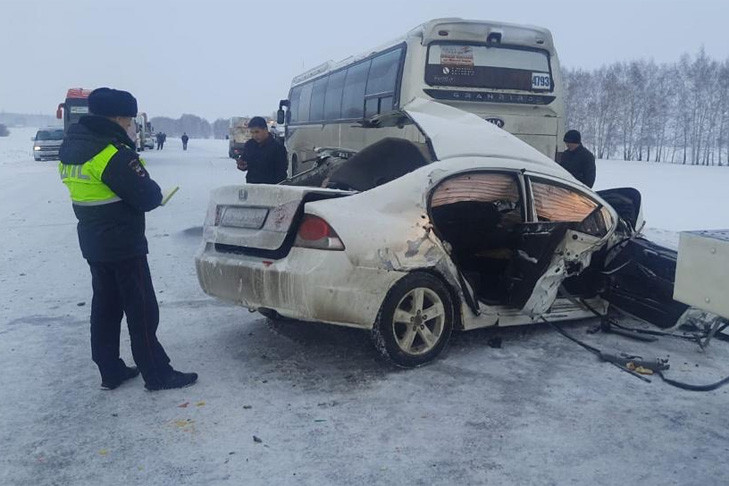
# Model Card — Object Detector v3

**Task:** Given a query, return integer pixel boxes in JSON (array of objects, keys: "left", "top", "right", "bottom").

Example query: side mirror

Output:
[
  {"left": 277, "top": 99, "right": 290, "bottom": 125},
  {"left": 56, "top": 104, "right": 64, "bottom": 119}
]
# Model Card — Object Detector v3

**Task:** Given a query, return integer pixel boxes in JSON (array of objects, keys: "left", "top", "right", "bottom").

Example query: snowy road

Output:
[{"left": 2, "top": 127, "right": 729, "bottom": 485}]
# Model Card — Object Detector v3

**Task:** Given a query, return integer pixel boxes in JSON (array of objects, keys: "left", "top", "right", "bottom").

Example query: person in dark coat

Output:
[
  {"left": 559, "top": 129, "right": 596, "bottom": 188},
  {"left": 58, "top": 87, "right": 197, "bottom": 391},
  {"left": 160, "top": 132, "right": 166, "bottom": 149},
  {"left": 155, "top": 132, "right": 163, "bottom": 150},
  {"left": 236, "top": 116, "right": 287, "bottom": 184},
  {"left": 181, "top": 132, "right": 189, "bottom": 150}
]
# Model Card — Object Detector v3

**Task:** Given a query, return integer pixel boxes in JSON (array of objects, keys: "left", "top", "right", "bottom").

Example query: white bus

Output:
[{"left": 277, "top": 18, "right": 565, "bottom": 176}]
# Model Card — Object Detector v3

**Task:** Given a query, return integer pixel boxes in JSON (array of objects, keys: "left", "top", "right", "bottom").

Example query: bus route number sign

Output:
[{"left": 531, "top": 73, "right": 551, "bottom": 90}]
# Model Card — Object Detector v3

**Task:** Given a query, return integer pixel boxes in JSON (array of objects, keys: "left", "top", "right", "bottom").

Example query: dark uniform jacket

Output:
[
  {"left": 241, "top": 135, "right": 288, "bottom": 184},
  {"left": 59, "top": 116, "right": 162, "bottom": 262},
  {"left": 559, "top": 144, "right": 596, "bottom": 188}
]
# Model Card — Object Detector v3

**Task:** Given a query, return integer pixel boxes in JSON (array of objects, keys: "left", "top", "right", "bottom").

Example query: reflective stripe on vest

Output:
[{"left": 59, "top": 144, "right": 122, "bottom": 206}]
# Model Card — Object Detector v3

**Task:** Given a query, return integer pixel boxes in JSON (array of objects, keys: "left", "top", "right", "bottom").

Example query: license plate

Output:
[
  {"left": 219, "top": 206, "right": 269, "bottom": 229},
  {"left": 531, "top": 72, "right": 551, "bottom": 90}
]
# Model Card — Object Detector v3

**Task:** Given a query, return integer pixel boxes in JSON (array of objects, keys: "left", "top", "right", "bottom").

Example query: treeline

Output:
[
  {"left": 0, "top": 112, "right": 58, "bottom": 128},
  {"left": 149, "top": 114, "right": 231, "bottom": 139},
  {"left": 564, "top": 49, "right": 729, "bottom": 165}
]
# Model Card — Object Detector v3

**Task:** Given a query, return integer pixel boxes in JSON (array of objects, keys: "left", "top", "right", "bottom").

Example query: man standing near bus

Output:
[
  {"left": 235, "top": 116, "right": 288, "bottom": 184},
  {"left": 559, "top": 130, "right": 596, "bottom": 188}
]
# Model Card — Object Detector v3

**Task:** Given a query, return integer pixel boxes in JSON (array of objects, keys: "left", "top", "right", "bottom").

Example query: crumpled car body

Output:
[{"left": 196, "top": 98, "right": 682, "bottom": 366}]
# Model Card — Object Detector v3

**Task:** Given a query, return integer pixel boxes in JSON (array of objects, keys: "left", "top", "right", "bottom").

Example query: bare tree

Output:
[{"left": 564, "top": 49, "right": 729, "bottom": 166}]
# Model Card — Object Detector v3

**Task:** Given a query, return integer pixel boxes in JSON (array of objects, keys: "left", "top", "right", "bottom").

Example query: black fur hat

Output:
[{"left": 88, "top": 87, "right": 138, "bottom": 117}]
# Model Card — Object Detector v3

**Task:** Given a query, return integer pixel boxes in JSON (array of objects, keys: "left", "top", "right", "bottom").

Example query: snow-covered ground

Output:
[
  {"left": 595, "top": 158, "right": 729, "bottom": 249},
  {"left": 1, "top": 126, "right": 728, "bottom": 485}
]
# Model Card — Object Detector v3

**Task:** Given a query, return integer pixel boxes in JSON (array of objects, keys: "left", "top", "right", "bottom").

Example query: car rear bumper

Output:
[{"left": 195, "top": 244, "right": 405, "bottom": 329}]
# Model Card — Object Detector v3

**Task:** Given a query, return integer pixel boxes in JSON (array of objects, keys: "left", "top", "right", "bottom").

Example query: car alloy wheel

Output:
[
  {"left": 373, "top": 272, "right": 454, "bottom": 367},
  {"left": 393, "top": 287, "right": 446, "bottom": 355}
]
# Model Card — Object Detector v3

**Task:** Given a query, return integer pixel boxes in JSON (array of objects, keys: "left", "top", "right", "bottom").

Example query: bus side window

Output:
[
  {"left": 309, "top": 76, "right": 328, "bottom": 123},
  {"left": 342, "top": 60, "right": 371, "bottom": 119},
  {"left": 298, "top": 82, "right": 314, "bottom": 123},
  {"left": 365, "top": 48, "right": 402, "bottom": 116},
  {"left": 324, "top": 70, "right": 347, "bottom": 121},
  {"left": 289, "top": 86, "right": 302, "bottom": 124}
]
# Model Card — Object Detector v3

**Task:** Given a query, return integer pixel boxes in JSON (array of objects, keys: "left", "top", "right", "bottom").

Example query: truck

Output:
[
  {"left": 135, "top": 112, "right": 155, "bottom": 151},
  {"left": 228, "top": 117, "right": 250, "bottom": 159}
]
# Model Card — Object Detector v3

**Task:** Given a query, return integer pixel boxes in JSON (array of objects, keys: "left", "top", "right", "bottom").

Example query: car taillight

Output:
[{"left": 294, "top": 214, "right": 344, "bottom": 251}]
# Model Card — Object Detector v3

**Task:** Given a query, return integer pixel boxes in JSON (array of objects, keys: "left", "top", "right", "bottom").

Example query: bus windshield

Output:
[{"left": 425, "top": 43, "right": 552, "bottom": 92}]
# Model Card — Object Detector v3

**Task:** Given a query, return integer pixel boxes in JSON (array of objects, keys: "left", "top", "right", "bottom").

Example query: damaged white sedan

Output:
[{"left": 196, "top": 98, "right": 689, "bottom": 367}]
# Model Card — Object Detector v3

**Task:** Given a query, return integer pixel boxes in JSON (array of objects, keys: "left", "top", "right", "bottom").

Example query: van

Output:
[{"left": 32, "top": 128, "right": 64, "bottom": 161}]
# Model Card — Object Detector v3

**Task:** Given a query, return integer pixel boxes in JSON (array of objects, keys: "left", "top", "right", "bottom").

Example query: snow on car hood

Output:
[{"left": 401, "top": 97, "right": 561, "bottom": 169}]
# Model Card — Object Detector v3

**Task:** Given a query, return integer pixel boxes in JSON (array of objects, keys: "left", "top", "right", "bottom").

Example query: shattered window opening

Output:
[
  {"left": 429, "top": 172, "right": 527, "bottom": 305},
  {"left": 431, "top": 172, "right": 520, "bottom": 207},
  {"left": 531, "top": 180, "right": 598, "bottom": 223}
]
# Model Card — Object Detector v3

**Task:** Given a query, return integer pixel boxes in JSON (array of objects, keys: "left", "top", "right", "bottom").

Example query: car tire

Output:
[
  {"left": 34, "top": 157, "right": 41, "bottom": 162},
  {"left": 372, "top": 272, "right": 454, "bottom": 368}
]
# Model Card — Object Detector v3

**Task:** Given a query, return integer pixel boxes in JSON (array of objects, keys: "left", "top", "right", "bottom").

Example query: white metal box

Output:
[{"left": 674, "top": 230, "right": 729, "bottom": 320}]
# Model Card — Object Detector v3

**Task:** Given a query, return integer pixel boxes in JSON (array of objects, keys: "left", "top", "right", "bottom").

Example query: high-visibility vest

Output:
[{"left": 58, "top": 144, "right": 143, "bottom": 206}]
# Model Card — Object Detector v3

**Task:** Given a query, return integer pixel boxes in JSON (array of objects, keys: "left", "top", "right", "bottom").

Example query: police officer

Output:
[
  {"left": 58, "top": 87, "right": 197, "bottom": 391},
  {"left": 559, "top": 129, "right": 596, "bottom": 188},
  {"left": 235, "top": 116, "right": 288, "bottom": 184}
]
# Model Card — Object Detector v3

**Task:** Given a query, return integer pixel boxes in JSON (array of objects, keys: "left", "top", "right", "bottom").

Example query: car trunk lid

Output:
[{"left": 202, "top": 184, "right": 352, "bottom": 258}]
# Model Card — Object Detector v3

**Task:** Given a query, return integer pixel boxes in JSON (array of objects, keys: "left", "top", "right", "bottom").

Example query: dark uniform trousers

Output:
[{"left": 89, "top": 255, "right": 172, "bottom": 383}]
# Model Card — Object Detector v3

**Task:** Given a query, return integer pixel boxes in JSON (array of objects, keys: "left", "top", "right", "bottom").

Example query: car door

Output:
[{"left": 509, "top": 176, "right": 616, "bottom": 315}]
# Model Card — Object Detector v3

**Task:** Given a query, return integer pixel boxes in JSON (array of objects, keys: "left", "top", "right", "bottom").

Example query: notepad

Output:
[{"left": 161, "top": 186, "right": 179, "bottom": 206}]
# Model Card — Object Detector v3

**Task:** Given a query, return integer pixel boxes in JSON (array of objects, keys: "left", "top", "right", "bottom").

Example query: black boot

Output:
[
  {"left": 144, "top": 370, "right": 198, "bottom": 391},
  {"left": 101, "top": 365, "right": 140, "bottom": 390}
]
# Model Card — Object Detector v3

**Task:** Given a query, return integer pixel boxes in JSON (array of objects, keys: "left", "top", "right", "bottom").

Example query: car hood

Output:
[{"left": 399, "top": 97, "right": 566, "bottom": 172}]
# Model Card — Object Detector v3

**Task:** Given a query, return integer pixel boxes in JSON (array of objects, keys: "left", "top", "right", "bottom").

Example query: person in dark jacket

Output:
[
  {"left": 181, "top": 132, "right": 189, "bottom": 150},
  {"left": 236, "top": 116, "right": 287, "bottom": 184},
  {"left": 155, "top": 132, "right": 163, "bottom": 150},
  {"left": 559, "top": 129, "right": 596, "bottom": 188},
  {"left": 58, "top": 87, "right": 197, "bottom": 391}
]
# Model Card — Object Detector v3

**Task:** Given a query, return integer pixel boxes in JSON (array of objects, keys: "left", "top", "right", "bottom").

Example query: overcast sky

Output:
[{"left": 1, "top": 0, "right": 727, "bottom": 120}]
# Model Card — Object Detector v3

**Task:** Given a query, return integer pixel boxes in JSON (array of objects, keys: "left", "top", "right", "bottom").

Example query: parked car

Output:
[
  {"left": 32, "top": 128, "right": 64, "bottom": 161},
  {"left": 196, "top": 98, "right": 692, "bottom": 367},
  {"left": 143, "top": 133, "right": 155, "bottom": 150}
]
